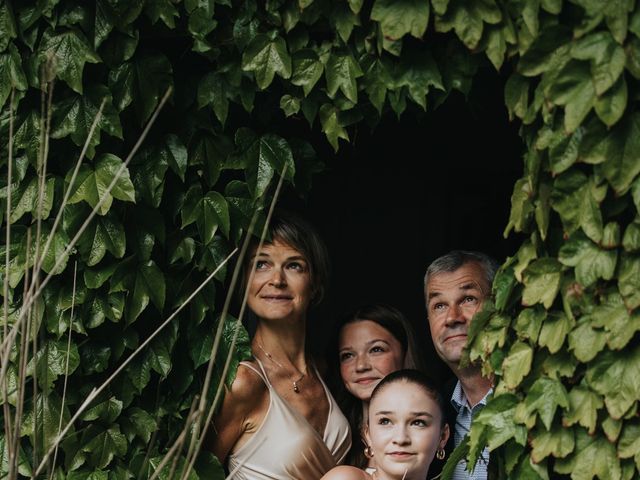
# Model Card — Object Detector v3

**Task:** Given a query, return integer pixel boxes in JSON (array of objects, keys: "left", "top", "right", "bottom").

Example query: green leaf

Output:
[
  {"left": 618, "top": 253, "right": 640, "bottom": 309},
  {"left": 546, "top": 62, "right": 596, "bottom": 133},
  {"left": 522, "top": 258, "right": 561, "bottom": 308},
  {"left": 555, "top": 430, "right": 621, "bottom": 480},
  {"left": 197, "top": 72, "right": 230, "bottom": 125},
  {"left": 108, "top": 53, "right": 173, "bottom": 124},
  {"left": 242, "top": 34, "right": 291, "bottom": 89},
  {"left": 568, "top": 319, "right": 607, "bottom": 362},
  {"left": 571, "top": 31, "right": 626, "bottom": 96},
  {"left": 131, "top": 145, "right": 168, "bottom": 208},
  {"left": 434, "top": 0, "right": 501, "bottom": 50},
  {"left": 121, "top": 407, "right": 157, "bottom": 444},
  {"left": 594, "top": 76, "right": 627, "bottom": 127},
  {"left": 618, "top": 420, "right": 640, "bottom": 459},
  {"left": 325, "top": 53, "right": 363, "bottom": 103},
  {"left": 145, "top": 322, "right": 176, "bottom": 377},
  {"left": 0, "top": 2, "right": 17, "bottom": 52},
  {"left": 504, "top": 73, "right": 529, "bottom": 120},
  {"left": 126, "top": 260, "right": 165, "bottom": 324},
  {"left": 144, "top": 0, "right": 179, "bottom": 28},
  {"left": 371, "top": 0, "right": 429, "bottom": 40},
  {"left": 590, "top": 292, "right": 640, "bottom": 350},
  {"left": 586, "top": 346, "right": 640, "bottom": 418},
  {"left": 319, "top": 103, "right": 348, "bottom": 151},
  {"left": 291, "top": 49, "right": 324, "bottom": 97},
  {"left": 83, "top": 426, "right": 127, "bottom": 469},
  {"left": 67, "top": 154, "right": 135, "bottom": 215},
  {"left": 27, "top": 339, "right": 80, "bottom": 393},
  {"left": 21, "top": 392, "right": 73, "bottom": 457},
  {"left": 280, "top": 94, "right": 300, "bottom": 117},
  {"left": 504, "top": 178, "right": 534, "bottom": 236},
  {"left": 79, "top": 214, "right": 126, "bottom": 266},
  {"left": 531, "top": 424, "right": 575, "bottom": 462},
  {"left": 469, "top": 394, "right": 526, "bottom": 460},
  {"left": 394, "top": 52, "right": 444, "bottom": 109},
  {"left": 81, "top": 397, "right": 123, "bottom": 423},
  {"left": 514, "top": 307, "right": 545, "bottom": 342},
  {"left": 51, "top": 84, "right": 123, "bottom": 157},
  {"left": 595, "top": 113, "right": 640, "bottom": 195},
  {"left": 0, "top": 44, "right": 27, "bottom": 109},
  {"left": 182, "top": 186, "right": 230, "bottom": 243},
  {"left": 148, "top": 456, "right": 198, "bottom": 480},
  {"left": 524, "top": 377, "right": 570, "bottom": 430},
  {"left": 163, "top": 134, "right": 187, "bottom": 181},
  {"left": 558, "top": 231, "right": 617, "bottom": 287},
  {"left": 8, "top": 175, "right": 55, "bottom": 223},
  {"left": 538, "top": 312, "right": 572, "bottom": 354},
  {"left": 0, "top": 433, "right": 32, "bottom": 477},
  {"left": 37, "top": 28, "right": 100, "bottom": 93},
  {"left": 502, "top": 341, "right": 533, "bottom": 389},
  {"left": 563, "top": 385, "right": 603, "bottom": 434}
]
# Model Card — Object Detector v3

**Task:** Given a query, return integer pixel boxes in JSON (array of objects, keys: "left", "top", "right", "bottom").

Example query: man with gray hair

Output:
[{"left": 424, "top": 250, "right": 499, "bottom": 480}]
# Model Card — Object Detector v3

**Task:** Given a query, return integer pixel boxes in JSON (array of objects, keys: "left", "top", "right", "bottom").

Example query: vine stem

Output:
[{"left": 32, "top": 247, "right": 237, "bottom": 477}]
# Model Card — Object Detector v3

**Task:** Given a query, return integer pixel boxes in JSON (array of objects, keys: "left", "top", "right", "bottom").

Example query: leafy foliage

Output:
[{"left": 1, "top": 0, "right": 639, "bottom": 478}]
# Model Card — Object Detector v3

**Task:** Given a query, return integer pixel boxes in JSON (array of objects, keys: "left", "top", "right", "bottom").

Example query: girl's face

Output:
[
  {"left": 246, "top": 240, "right": 312, "bottom": 322},
  {"left": 366, "top": 382, "right": 449, "bottom": 480},
  {"left": 338, "top": 320, "right": 405, "bottom": 401}
]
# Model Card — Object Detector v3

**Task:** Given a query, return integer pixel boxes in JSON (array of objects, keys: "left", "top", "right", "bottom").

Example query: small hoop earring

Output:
[
  {"left": 364, "top": 445, "right": 374, "bottom": 458},
  {"left": 436, "top": 448, "right": 446, "bottom": 460}
]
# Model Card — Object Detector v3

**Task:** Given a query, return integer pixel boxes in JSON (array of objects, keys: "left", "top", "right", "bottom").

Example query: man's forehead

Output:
[{"left": 426, "top": 264, "right": 488, "bottom": 297}]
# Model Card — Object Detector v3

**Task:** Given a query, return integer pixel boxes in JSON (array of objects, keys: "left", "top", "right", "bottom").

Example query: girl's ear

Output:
[
  {"left": 363, "top": 424, "right": 372, "bottom": 448},
  {"left": 439, "top": 423, "right": 450, "bottom": 449}
]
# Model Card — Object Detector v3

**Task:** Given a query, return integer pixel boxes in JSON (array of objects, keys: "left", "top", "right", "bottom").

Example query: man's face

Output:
[{"left": 425, "top": 262, "right": 489, "bottom": 369}]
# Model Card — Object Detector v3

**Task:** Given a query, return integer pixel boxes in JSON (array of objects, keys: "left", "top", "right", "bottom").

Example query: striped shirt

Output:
[{"left": 450, "top": 381, "right": 492, "bottom": 480}]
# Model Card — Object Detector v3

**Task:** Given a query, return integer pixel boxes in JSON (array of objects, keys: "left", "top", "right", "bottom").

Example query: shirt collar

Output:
[{"left": 450, "top": 380, "right": 493, "bottom": 412}]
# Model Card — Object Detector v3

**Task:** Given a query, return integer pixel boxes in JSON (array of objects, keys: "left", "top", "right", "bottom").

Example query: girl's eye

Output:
[
  {"left": 411, "top": 419, "right": 428, "bottom": 427},
  {"left": 370, "top": 345, "right": 386, "bottom": 354},
  {"left": 339, "top": 352, "right": 354, "bottom": 362},
  {"left": 378, "top": 417, "right": 391, "bottom": 426}
]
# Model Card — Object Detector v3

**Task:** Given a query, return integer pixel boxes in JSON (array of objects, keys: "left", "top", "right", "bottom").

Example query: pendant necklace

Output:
[{"left": 257, "top": 343, "right": 307, "bottom": 393}]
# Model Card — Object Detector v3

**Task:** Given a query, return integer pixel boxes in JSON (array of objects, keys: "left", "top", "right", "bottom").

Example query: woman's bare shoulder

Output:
[
  {"left": 320, "top": 466, "right": 370, "bottom": 480},
  {"left": 227, "top": 361, "right": 267, "bottom": 401}
]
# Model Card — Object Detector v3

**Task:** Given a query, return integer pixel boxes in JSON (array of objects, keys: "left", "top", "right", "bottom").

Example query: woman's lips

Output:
[
  {"left": 354, "top": 377, "right": 378, "bottom": 385},
  {"left": 387, "top": 451, "right": 414, "bottom": 459}
]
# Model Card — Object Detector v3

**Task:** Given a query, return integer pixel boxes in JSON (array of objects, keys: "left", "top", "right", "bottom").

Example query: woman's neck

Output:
[{"left": 253, "top": 322, "right": 307, "bottom": 369}]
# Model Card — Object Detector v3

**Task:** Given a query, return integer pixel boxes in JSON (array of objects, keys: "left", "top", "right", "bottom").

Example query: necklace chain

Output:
[{"left": 257, "top": 343, "right": 307, "bottom": 393}]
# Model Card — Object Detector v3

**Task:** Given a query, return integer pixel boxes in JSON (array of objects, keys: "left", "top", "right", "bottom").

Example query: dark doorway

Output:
[{"left": 283, "top": 65, "right": 525, "bottom": 384}]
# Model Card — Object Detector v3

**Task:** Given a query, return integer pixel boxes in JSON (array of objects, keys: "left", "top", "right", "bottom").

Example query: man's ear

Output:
[{"left": 439, "top": 423, "right": 450, "bottom": 449}]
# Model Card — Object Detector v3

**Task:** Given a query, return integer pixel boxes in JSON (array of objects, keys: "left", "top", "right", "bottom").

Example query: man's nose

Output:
[{"left": 444, "top": 304, "right": 465, "bottom": 326}]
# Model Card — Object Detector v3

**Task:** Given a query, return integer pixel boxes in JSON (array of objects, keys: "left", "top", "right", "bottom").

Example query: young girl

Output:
[
  {"left": 321, "top": 370, "right": 449, "bottom": 480},
  {"left": 332, "top": 305, "right": 425, "bottom": 469}
]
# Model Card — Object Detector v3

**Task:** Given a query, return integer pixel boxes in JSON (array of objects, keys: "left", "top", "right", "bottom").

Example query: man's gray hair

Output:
[{"left": 424, "top": 250, "right": 500, "bottom": 295}]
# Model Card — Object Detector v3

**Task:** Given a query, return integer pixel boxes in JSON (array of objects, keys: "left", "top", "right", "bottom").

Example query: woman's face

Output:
[
  {"left": 366, "top": 382, "right": 448, "bottom": 480},
  {"left": 338, "top": 320, "right": 405, "bottom": 402},
  {"left": 246, "top": 240, "right": 313, "bottom": 322}
]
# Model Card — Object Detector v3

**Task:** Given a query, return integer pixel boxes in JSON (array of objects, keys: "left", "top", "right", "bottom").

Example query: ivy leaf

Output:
[
  {"left": 197, "top": 72, "right": 230, "bottom": 125},
  {"left": 618, "top": 420, "right": 640, "bottom": 460},
  {"left": 131, "top": 145, "right": 168, "bottom": 208},
  {"left": 319, "top": 103, "right": 349, "bottom": 151},
  {"left": 26, "top": 339, "right": 80, "bottom": 393},
  {"left": 555, "top": 430, "right": 621, "bottom": 480},
  {"left": 522, "top": 258, "right": 561, "bottom": 308},
  {"left": 371, "top": 0, "right": 429, "bottom": 40},
  {"left": 504, "top": 177, "right": 534, "bottom": 236},
  {"left": 618, "top": 253, "right": 640, "bottom": 309},
  {"left": 568, "top": 319, "right": 607, "bottom": 362},
  {"left": 8, "top": 175, "right": 55, "bottom": 223},
  {"left": 0, "top": 1, "right": 17, "bottom": 52},
  {"left": 21, "top": 392, "right": 72, "bottom": 455},
  {"left": 558, "top": 232, "right": 617, "bottom": 287},
  {"left": 183, "top": 188, "right": 230, "bottom": 243},
  {"left": 37, "top": 27, "right": 100, "bottom": 93},
  {"left": 571, "top": 31, "right": 626, "bottom": 96},
  {"left": 394, "top": 51, "right": 443, "bottom": 109},
  {"left": 81, "top": 397, "right": 123, "bottom": 423},
  {"left": 538, "top": 312, "right": 572, "bottom": 354},
  {"left": 0, "top": 433, "right": 32, "bottom": 477},
  {"left": 590, "top": 293, "right": 640, "bottom": 351},
  {"left": 121, "top": 407, "right": 157, "bottom": 444},
  {"left": 563, "top": 385, "right": 603, "bottom": 434},
  {"left": 144, "top": 0, "right": 179, "bottom": 28},
  {"left": 126, "top": 260, "right": 165, "bottom": 324},
  {"left": 594, "top": 76, "right": 627, "bottom": 127},
  {"left": 291, "top": 49, "right": 324, "bottom": 97},
  {"left": 546, "top": 62, "right": 596, "bottom": 133},
  {"left": 595, "top": 113, "right": 640, "bottom": 195},
  {"left": 0, "top": 44, "right": 28, "bottom": 109},
  {"left": 67, "top": 154, "right": 136, "bottom": 215},
  {"left": 586, "top": 346, "right": 640, "bottom": 419},
  {"left": 514, "top": 307, "right": 545, "bottom": 342},
  {"left": 469, "top": 394, "right": 526, "bottom": 460},
  {"left": 78, "top": 214, "right": 126, "bottom": 266},
  {"left": 524, "top": 377, "right": 570, "bottom": 430},
  {"left": 531, "top": 424, "right": 575, "bottom": 462},
  {"left": 145, "top": 322, "right": 176, "bottom": 377},
  {"left": 434, "top": 0, "right": 501, "bottom": 50},
  {"left": 51, "top": 84, "right": 123, "bottom": 158},
  {"left": 148, "top": 456, "right": 198, "bottom": 480},
  {"left": 502, "top": 340, "right": 533, "bottom": 389},
  {"left": 242, "top": 34, "right": 291, "bottom": 89},
  {"left": 325, "top": 52, "right": 363, "bottom": 103},
  {"left": 82, "top": 426, "right": 127, "bottom": 469},
  {"left": 108, "top": 53, "right": 173, "bottom": 124}
]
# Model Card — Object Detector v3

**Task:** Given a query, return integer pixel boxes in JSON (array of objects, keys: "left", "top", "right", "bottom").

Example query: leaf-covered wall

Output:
[{"left": 1, "top": 0, "right": 639, "bottom": 478}]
